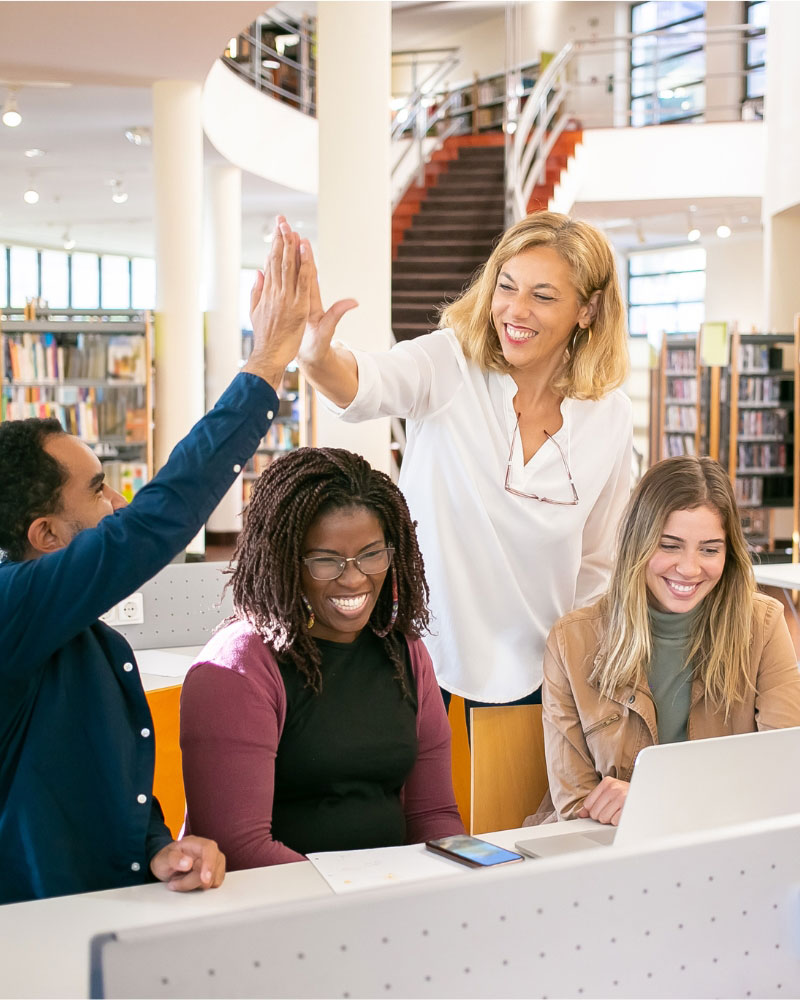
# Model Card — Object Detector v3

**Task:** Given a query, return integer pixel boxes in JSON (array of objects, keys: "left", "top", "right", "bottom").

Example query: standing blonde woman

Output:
[
  {"left": 542, "top": 456, "right": 800, "bottom": 825},
  {"left": 298, "top": 212, "right": 632, "bottom": 718}
]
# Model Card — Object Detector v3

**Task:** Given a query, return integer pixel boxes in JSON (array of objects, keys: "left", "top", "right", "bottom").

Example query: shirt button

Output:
[
  {"left": 233, "top": 463, "right": 241, "bottom": 473},
  {"left": 123, "top": 662, "right": 134, "bottom": 673},
  {"left": 140, "top": 728, "right": 151, "bottom": 738},
  {"left": 137, "top": 793, "right": 147, "bottom": 804},
  {"left": 130, "top": 862, "right": 141, "bottom": 872},
  {"left": 266, "top": 410, "right": 274, "bottom": 420}
]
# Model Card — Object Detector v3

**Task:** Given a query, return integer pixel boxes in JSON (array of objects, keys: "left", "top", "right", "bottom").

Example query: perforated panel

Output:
[
  {"left": 91, "top": 816, "right": 800, "bottom": 999},
  {"left": 115, "top": 562, "right": 233, "bottom": 649}
]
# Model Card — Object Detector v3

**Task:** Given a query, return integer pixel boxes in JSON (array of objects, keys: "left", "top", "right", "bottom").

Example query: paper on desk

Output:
[
  {"left": 307, "top": 843, "right": 466, "bottom": 894},
  {"left": 134, "top": 648, "right": 199, "bottom": 678}
]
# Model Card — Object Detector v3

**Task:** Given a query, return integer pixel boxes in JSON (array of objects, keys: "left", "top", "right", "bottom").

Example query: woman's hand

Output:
[
  {"left": 297, "top": 242, "right": 358, "bottom": 367},
  {"left": 242, "top": 216, "right": 312, "bottom": 388},
  {"left": 577, "top": 776, "right": 630, "bottom": 826}
]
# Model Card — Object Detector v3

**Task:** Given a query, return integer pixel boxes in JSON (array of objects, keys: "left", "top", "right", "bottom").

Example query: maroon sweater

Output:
[{"left": 180, "top": 620, "right": 464, "bottom": 868}]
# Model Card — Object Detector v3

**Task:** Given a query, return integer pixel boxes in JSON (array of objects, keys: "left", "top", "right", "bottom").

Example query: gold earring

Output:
[
  {"left": 301, "top": 595, "right": 315, "bottom": 629},
  {"left": 585, "top": 326, "right": 593, "bottom": 344}
]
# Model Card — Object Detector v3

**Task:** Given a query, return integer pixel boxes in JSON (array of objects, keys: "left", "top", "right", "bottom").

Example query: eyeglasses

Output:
[
  {"left": 504, "top": 416, "right": 579, "bottom": 505},
  {"left": 302, "top": 546, "right": 395, "bottom": 581}
]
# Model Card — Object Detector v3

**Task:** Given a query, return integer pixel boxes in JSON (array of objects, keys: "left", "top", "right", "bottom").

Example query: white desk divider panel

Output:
[
  {"left": 90, "top": 813, "right": 800, "bottom": 1000},
  {"left": 115, "top": 562, "right": 233, "bottom": 649}
]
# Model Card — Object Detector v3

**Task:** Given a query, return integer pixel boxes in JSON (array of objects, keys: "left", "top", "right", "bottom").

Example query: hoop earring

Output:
[
  {"left": 372, "top": 567, "right": 399, "bottom": 638},
  {"left": 301, "top": 594, "right": 315, "bottom": 630},
  {"left": 571, "top": 326, "right": 592, "bottom": 352}
]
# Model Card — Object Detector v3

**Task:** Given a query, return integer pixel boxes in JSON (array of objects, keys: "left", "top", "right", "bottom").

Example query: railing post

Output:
[
  {"left": 300, "top": 13, "right": 312, "bottom": 113},
  {"left": 253, "top": 19, "right": 262, "bottom": 93}
]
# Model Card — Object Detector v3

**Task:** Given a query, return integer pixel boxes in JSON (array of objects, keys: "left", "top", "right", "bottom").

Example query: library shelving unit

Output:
[
  {"left": 239, "top": 350, "right": 315, "bottom": 506},
  {"left": 725, "top": 324, "right": 799, "bottom": 561},
  {"left": 650, "top": 333, "right": 705, "bottom": 463},
  {"left": 0, "top": 307, "right": 154, "bottom": 499}
]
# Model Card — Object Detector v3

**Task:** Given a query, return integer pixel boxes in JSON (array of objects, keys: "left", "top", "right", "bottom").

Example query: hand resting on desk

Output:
[
  {"left": 577, "top": 776, "right": 629, "bottom": 826},
  {"left": 150, "top": 836, "right": 226, "bottom": 891}
]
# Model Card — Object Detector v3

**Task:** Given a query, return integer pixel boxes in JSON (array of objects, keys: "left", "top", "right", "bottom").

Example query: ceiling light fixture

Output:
[
  {"left": 261, "top": 59, "right": 281, "bottom": 70},
  {"left": 716, "top": 224, "right": 731, "bottom": 239},
  {"left": 687, "top": 228, "right": 701, "bottom": 242},
  {"left": 109, "top": 179, "right": 128, "bottom": 204},
  {"left": 24, "top": 148, "right": 45, "bottom": 158},
  {"left": 23, "top": 187, "right": 39, "bottom": 204},
  {"left": 63, "top": 231, "right": 76, "bottom": 251},
  {"left": 2, "top": 87, "right": 22, "bottom": 127},
  {"left": 124, "top": 126, "right": 151, "bottom": 147}
]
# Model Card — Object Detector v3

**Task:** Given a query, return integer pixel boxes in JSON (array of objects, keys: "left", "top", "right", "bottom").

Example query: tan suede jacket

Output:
[{"left": 542, "top": 592, "right": 800, "bottom": 820}]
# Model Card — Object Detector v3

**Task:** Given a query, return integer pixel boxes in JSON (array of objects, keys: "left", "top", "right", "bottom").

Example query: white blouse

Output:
[{"left": 324, "top": 329, "right": 633, "bottom": 703}]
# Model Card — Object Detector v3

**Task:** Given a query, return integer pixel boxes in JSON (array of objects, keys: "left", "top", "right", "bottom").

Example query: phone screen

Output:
[{"left": 426, "top": 835, "right": 524, "bottom": 867}]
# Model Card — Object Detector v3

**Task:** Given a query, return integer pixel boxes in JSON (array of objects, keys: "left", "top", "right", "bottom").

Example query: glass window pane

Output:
[
  {"left": 629, "top": 270, "right": 705, "bottom": 305},
  {"left": 746, "top": 35, "right": 766, "bottom": 67},
  {"left": 746, "top": 67, "right": 766, "bottom": 99},
  {"left": 9, "top": 246, "right": 39, "bottom": 307},
  {"left": 101, "top": 255, "right": 130, "bottom": 309},
  {"left": 240, "top": 268, "right": 258, "bottom": 331},
  {"left": 629, "top": 303, "right": 679, "bottom": 336},
  {"left": 71, "top": 252, "right": 100, "bottom": 309},
  {"left": 0, "top": 247, "right": 7, "bottom": 308},
  {"left": 40, "top": 250, "right": 69, "bottom": 308},
  {"left": 131, "top": 257, "right": 155, "bottom": 309},
  {"left": 632, "top": 10, "right": 706, "bottom": 64},
  {"left": 676, "top": 301, "right": 704, "bottom": 331},
  {"left": 747, "top": 1, "right": 768, "bottom": 29},
  {"left": 629, "top": 247, "right": 705, "bottom": 275}
]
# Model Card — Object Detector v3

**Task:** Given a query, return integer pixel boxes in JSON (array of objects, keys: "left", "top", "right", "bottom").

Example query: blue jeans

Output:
[{"left": 440, "top": 686, "right": 542, "bottom": 740}]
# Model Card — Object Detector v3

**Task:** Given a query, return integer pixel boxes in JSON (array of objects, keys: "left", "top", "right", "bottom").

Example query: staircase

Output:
[{"left": 391, "top": 130, "right": 582, "bottom": 344}]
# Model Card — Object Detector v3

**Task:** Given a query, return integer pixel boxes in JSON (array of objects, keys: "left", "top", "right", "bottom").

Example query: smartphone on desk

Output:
[{"left": 426, "top": 834, "right": 525, "bottom": 868}]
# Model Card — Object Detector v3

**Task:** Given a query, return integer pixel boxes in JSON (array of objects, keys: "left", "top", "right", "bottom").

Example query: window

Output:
[
  {"left": 101, "top": 255, "right": 131, "bottom": 309},
  {"left": 744, "top": 1, "right": 767, "bottom": 101},
  {"left": 630, "top": 1, "right": 706, "bottom": 126},
  {"left": 40, "top": 250, "right": 70, "bottom": 308},
  {"left": 131, "top": 257, "right": 156, "bottom": 309},
  {"left": 71, "top": 252, "right": 100, "bottom": 309},
  {"left": 9, "top": 246, "right": 39, "bottom": 308},
  {"left": 628, "top": 246, "right": 706, "bottom": 338}
]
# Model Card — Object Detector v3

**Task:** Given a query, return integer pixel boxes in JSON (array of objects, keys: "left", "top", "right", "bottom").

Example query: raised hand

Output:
[
  {"left": 297, "top": 241, "right": 358, "bottom": 367},
  {"left": 242, "top": 216, "right": 313, "bottom": 388}
]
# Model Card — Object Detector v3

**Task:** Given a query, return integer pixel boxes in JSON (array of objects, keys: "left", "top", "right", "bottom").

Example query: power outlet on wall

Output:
[{"left": 118, "top": 592, "right": 145, "bottom": 625}]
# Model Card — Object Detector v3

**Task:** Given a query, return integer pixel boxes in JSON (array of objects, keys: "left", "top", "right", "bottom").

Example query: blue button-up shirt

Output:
[{"left": 0, "top": 373, "right": 278, "bottom": 904}]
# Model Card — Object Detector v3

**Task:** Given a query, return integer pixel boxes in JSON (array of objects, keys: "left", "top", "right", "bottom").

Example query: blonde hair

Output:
[
  {"left": 440, "top": 211, "right": 629, "bottom": 400},
  {"left": 591, "top": 456, "right": 755, "bottom": 717}
]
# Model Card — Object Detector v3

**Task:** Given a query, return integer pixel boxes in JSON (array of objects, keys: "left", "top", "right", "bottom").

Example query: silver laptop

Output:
[{"left": 516, "top": 725, "right": 800, "bottom": 858}]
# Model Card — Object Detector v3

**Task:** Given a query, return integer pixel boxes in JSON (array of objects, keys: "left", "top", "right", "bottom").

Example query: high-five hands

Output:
[
  {"left": 297, "top": 243, "right": 358, "bottom": 367},
  {"left": 577, "top": 775, "right": 630, "bottom": 826},
  {"left": 242, "top": 216, "right": 313, "bottom": 389}
]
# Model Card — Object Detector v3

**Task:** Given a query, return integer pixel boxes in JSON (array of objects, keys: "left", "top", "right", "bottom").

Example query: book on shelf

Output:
[
  {"left": 664, "top": 377, "right": 697, "bottom": 402},
  {"left": 738, "top": 376, "right": 782, "bottom": 404},
  {"left": 664, "top": 405, "right": 697, "bottom": 431},
  {"left": 737, "top": 408, "right": 789, "bottom": 437},
  {"left": 737, "top": 442, "right": 787, "bottom": 471},
  {"left": 103, "top": 461, "right": 148, "bottom": 502},
  {"left": 663, "top": 433, "right": 696, "bottom": 457},
  {"left": 107, "top": 336, "right": 146, "bottom": 382},
  {"left": 2, "top": 332, "right": 145, "bottom": 384},
  {"left": 664, "top": 348, "right": 696, "bottom": 373},
  {"left": 1, "top": 384, "right": 147, "bottom": 444}
]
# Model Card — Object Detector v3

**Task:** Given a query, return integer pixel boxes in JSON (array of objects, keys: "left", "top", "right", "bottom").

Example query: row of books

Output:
[
  {"left": 3, "top": 333, "right": 146, "bottom": 383},
  {"left": 245, "top": 452, "right": 276, "bottom": 476},
  {"left": 664, "top": 377, "right": 697, "bottom": 401},
  {"left": 1, "top": 385, "right": 147, "bottom": 442},
  {"left": 738, "top": 376, "right": 783, "bottom": 403},
  {"left": 735, "top": 477, "right": 763, "bottom": 506},
  {"left": 261, "top": 423, "right": 301, "bottom": 452},
  {"left": 737, "top": 408, "right": 789, "bottom": 437},
  {"left": 664, "top": 349, "right": 696, "bottom": 373},
  {"left": 663, "top": 433, "right": 696, "bottom": 457},
  {"left": 664, "top": 406, "right": 697, "bottom": 431},
  {"left": 738, "top": 344, "right": 784, "bottom": 373},
  {"left": 736, "top": 443, "right": 788, "bottom": 471},
  {"left": 102, "top": 461, "right": 149, "bottom": 502}
]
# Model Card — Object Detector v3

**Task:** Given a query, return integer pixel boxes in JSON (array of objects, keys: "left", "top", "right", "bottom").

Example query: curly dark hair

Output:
[
  {"left": 0, "top": 417, "right": 68, "bottom": 563},
  {"left": 229, "top": 447, "right": 431, "bottom": 694}
]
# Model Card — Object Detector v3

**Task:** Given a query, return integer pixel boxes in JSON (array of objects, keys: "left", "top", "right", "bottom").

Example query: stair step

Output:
[
  {"left": 398, "top": 244, "right": 497, "bottom": 260},
  {"left": 393, "top": 290, "right": 454, "bottom": 301},
  {"left": 393, "top": 306, "right": 445, "bottom": 324},
  {"left": 393, "top": 274, "right": 479, "bottom": 290},
  {"left": 392, "top": 323, "right": 438, "bottom": 343},
  {"left": 423, "top": 193, "right": 505, "bottom": 207}
]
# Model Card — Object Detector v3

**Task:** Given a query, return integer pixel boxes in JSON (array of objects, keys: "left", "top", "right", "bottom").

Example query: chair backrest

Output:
[{"left": 469, "top": 704, "right": 548, "bottom": 835}]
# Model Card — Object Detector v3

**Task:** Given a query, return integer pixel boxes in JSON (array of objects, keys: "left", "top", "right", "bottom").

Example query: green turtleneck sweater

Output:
[{"left": 647, "top": 604, "right": 703, "bottom": 745}]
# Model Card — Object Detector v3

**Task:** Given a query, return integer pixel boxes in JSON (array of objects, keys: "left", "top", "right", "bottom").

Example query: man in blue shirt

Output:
[{"left": 0, "top": 219, "right": 312, "bottom": 904}]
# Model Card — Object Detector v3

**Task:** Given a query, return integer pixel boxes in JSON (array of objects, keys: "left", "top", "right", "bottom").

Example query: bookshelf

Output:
[
  {"left": 239, "top": 352, "right": 314, "bottom": 506},
  {"left": 725, "top": 325, "right": 799, "bottom": 561},
  {"left": 651, "top": 333, "right": 704, "bottom": 462},
  {"left": 0, "top": 308, "right": 154, "bottom": 500}
]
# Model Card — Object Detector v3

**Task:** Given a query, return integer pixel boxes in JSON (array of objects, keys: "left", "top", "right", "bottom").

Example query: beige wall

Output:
[{"left": 704, "top": 232, "right": 765, "bottom": 333}]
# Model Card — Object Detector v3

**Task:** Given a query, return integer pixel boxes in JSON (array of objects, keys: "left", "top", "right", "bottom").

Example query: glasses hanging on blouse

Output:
[{"left": 504, "top": 415, "right": 580, "bottom": 505}]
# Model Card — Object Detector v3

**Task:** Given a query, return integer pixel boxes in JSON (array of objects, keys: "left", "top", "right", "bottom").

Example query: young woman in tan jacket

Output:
[{"left": 542, "top": 455, "right": 800, "bottom": 826}]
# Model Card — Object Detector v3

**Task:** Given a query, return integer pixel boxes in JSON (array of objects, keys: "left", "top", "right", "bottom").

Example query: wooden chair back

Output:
[{"left": 469, "top": 704, "right": 548, "bottom": 835}]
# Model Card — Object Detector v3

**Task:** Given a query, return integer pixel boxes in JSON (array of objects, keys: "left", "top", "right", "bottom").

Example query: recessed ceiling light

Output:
[
  {"left": 24, "top": 148, "right": 45, "bottom": 158},
  {"left": 63, "top": 232, "right": 76, "bottom": 250},
  {"left": 261, "top": 59, "right": 281, "bottom": 69},
  {"left": 716, "top": 224, "right": 732, "bottom": 239},
  {"left": 687, "top": 228, "right": 701, "bottom": 242},
  {"left": 124, "top": 126, "right": 151, "bottom": 146},
  {"left": 23, "top": 188, "right": 39, "bottom": 204},
  {"left": 2, "top": 88, "right": 21, "bottom": 127}
]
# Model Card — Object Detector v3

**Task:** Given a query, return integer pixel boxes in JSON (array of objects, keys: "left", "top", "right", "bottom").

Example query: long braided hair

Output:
[{"left": 229, "top": 447, "right": 431, "bottom": 694}]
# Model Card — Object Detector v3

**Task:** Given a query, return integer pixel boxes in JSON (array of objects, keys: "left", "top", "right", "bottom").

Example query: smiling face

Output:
[
  {"left": 645, "top": 505, "right": 727, "bottom": 614},
  {"left": 490, "top": 245, "right": 594, "bottom": 375},
  {"left": 300, "top": 505, "right": 389, "bottom": 644}
]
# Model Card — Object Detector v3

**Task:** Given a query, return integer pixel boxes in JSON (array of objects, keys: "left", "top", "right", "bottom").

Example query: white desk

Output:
[
  {"left": 753, "top": 561, "right": 800, "bottom": 632},
  {"left": 0, "top": 821, "right": 599, "bottom": 999}
]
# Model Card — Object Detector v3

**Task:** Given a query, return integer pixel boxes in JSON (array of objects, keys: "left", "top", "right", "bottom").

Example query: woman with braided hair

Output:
[{"left": 180, "top": 447, "right": 464, "bottom": 868}]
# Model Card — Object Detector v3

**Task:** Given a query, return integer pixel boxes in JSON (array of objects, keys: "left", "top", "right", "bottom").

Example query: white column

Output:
[
  {"left": 704, "top": 2, "right": 741, "bottom": 123},
  {"left": 315, "top": 1, "right": 392, "bottom": 473},
  {"left": 152, "top": 80, "right": 205, "bottom": 554},
  {"left": 204, "top": 164, "right": 244, "bottom": 534}
]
